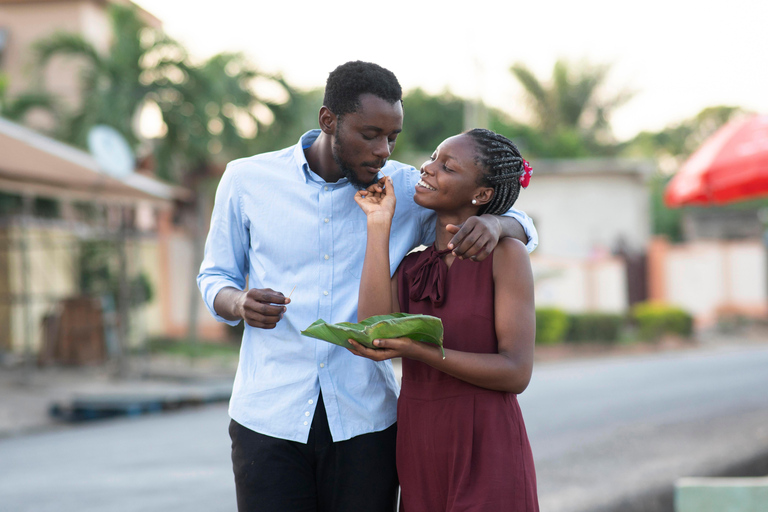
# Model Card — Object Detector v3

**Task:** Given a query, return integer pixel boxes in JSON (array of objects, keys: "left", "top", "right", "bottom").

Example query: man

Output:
[{"left": 197, "top": 61, "right": 538, "bottom": 512}]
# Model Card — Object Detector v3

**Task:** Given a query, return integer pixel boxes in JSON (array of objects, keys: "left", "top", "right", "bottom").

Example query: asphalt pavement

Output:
[{"left": 1, "top": 339, "right": 767, "bottom": 512}]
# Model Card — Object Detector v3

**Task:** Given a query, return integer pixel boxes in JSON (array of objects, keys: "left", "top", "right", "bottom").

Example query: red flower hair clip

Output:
[{"left": 520, "top": 159, "right": 533, "bottom": 188}]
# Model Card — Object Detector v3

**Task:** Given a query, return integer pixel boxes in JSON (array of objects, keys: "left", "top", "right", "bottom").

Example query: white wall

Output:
[
  {"left": 660, "top": 240, "right": 767, "bottom": 322},
  {"left": 515, "top": 171, "right": 651, "bottom": 258},
  {"left": 532, "top": 256, "right": 628, "bottom": 313}
]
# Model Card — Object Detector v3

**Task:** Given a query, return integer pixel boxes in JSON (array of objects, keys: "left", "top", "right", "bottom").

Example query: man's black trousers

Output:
[{"left": 229, "top": 393, "right": 398, "bottom": 512}]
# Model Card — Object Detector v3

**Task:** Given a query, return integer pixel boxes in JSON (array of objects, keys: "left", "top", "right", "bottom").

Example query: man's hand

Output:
[
  {"left": 446, "top": 215, "right": 503, "bottom": 261},
  {"left": 237, "top": 288, "right": 290, "bottom": 329}
]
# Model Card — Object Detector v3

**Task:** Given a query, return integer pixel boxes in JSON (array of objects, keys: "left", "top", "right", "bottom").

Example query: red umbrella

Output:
[{"left": 665, "top": 114, "right": 768, "bottom": 207}]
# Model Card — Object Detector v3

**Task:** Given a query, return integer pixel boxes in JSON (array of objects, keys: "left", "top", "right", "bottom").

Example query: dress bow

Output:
[{"left": 406, "top": 246, "right": 452, "bottom": 307}]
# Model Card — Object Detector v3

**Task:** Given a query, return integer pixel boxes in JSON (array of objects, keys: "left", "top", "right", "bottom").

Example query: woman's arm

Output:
[
  {"left": 348, "top": 238, "right": 535, "bottom": 394},
  {"left": 354, "top": 177, "right": 400, "bottom": 321}
]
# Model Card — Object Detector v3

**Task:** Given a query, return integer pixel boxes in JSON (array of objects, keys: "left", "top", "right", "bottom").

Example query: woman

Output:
[{"left": 348, "top": 128, "right": 538, "bottom": 511}]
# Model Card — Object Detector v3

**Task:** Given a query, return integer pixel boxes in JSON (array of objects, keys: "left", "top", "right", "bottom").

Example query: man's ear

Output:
[
  {"left": 474, "top": 187, "right": 494, "bottom": 206},
  {"left": 318, "top": 106, "right": 337, "bottom": 135}
]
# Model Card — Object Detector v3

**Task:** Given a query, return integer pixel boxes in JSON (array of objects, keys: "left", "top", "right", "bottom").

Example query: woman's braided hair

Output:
[{"left": 466, "top": 128, "right": 525, "bottom": 216}]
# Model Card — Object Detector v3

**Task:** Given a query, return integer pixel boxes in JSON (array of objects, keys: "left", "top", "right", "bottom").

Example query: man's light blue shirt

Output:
[{"left": 197, "top": 130, "right": 538, "bottom": 443}]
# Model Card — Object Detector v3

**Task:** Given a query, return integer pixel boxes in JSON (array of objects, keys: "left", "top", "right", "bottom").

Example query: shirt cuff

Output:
[
  {"left": 501, "top": 208, "right": 539, "bottom": 253},
  {"left": 202, "top": 280, "right": 243, "bottom": 327}
]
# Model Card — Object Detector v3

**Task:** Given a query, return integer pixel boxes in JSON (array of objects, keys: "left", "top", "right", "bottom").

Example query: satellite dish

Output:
[{"left": 87, "top": 125, "right": 135, "bottom": 178}]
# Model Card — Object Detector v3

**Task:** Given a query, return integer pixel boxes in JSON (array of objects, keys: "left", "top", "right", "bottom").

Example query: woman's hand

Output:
[
  {"left": 354, "top": 177, "right": 396, "bottom": 223},
  {"left": 346, "top": 336, "right": 417, "bottom": 361}
]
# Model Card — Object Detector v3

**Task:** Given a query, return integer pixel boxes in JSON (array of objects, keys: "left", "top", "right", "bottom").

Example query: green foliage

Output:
[
  {"left": 566, "top": 313, "right": 625, "bottom": 343},
  {"left": 623, "top": 106, "right": 746, "bottom": 164},
  {"left": 30, "top": 3, "right": 284, "bottom": 184},
  {"left": 392, "top": 88, "right": 464, "bottom": 160},
  {"left": 508, "top": 59, "right": 633, "bottom": 156},
  {"left": 649, "top": 172, "right": 683, "bottom": 241},
  {"left": 146, "top": 337, "right": 239, "bottom": 358},
  {"left": 630, "top": 302, "right": 693, "bottom": 341},
  {"left": 248, "top": 86, "right": 324, "bottom": 155},
  {"left": 535, "top": 308, "right": 570, "bottom": 345}
]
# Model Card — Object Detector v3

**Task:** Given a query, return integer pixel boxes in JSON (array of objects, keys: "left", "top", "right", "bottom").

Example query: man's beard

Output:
[{"left": 333, "top": 131, "right": 382, "bottom": 190}]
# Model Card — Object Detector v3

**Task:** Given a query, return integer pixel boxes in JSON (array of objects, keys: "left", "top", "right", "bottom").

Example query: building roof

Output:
[
  {"left": 530, "top": 158, "right": 656, "bottom": 179},
  {"left": 0, "top": 116, "right": 186, "bottom": 205},
  {"left": 0, "top": 0, "right": 162, "bottom": 28}
]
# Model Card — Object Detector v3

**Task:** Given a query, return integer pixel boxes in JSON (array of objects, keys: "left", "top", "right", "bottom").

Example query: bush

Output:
[
  {"left": 630, "top": 302, "right": 693, "bottom": 341},
  {"left": 566, "top": 313, "right": 624, "bottom": 343},
  {"left": 535, "top": 308, "right": 569, "bottom": 345}
]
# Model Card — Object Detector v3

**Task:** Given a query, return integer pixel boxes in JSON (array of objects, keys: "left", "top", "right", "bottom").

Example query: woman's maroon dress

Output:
[{"left": 395, "top": 245, "right": 539, "bottom": 512}]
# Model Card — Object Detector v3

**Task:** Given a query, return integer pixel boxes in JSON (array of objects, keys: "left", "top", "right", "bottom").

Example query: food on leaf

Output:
[{"left": 301, "top": 313, "right": 445, "bottom": 358}]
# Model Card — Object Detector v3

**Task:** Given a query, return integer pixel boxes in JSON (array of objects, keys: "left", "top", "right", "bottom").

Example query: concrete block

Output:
[{"left": 675, "top": 477, "right": 768, "bottom": 512}]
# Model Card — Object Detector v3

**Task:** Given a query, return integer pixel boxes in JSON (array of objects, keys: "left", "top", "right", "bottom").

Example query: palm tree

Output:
[
  {"left": 32, "top": 3, "right": 283, "bottom": 182},
  {"left": 510, "top": 60, "right": 633, "bottom": 153},
  {"left": 0, "top": 72, "right": 59, "bottom": 123},
  {"left": 34, "top": 3, "right": 185, "bottom": 150}
]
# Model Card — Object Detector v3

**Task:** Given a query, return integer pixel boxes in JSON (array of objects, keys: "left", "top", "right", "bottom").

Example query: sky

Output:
[{"left": 134, "top": 0, "right": 768, "bottom": 141}]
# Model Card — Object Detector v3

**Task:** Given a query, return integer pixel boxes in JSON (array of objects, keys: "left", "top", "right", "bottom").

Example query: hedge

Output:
[
  {"left": 630, "top": 302, "right": 693, "bottom": 341},
  {"left": 534, "top": 304, "right": 693, "bottom": 345},
  {"left": 566, "top": 313, "right": 625, "bottom": 343},
  {"left": 535, "top": 308, "right": 569, "bottom": 345}
]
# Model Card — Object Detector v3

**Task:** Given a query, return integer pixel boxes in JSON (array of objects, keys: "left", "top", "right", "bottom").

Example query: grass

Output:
[{"left": 144, "top": 337, "right": 240, "bottom": 359}]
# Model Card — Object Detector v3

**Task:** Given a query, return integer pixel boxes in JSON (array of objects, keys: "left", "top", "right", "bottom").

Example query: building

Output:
[
  {"left": 0, "top": 1, "right": 227, "bottom": 361},
  {"left": 514, "top": 158, "right": 655, "bottom": 313}
]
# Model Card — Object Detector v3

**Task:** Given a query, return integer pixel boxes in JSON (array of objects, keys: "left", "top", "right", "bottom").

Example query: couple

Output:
[{"left": 197, "top": 61, "right": 538, "bottom": 512}]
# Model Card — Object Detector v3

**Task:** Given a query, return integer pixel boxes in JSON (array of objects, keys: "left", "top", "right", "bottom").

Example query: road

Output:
[
  {"left": 2, "top": 343, "right": 768, "bottom": 512},
  {"left": 520, "top": 343, "right": 768, "bottom": 511}
]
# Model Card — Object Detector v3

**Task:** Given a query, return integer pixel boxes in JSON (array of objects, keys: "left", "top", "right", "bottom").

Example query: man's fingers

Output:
[
  {"left": 467, "top": 240, "right": 492, "bottom": 261},
  {"left": 445, "top": 223, "right": 461, "bottom": 235},
  {"left": 244, "top": 317, "right": 278, "bottom": 329},
  {"left": 247, "top": 288, "right": 290, "bottom": 305},
  {"left": 245, "top": 300, "right": 285, "bottom": 317},
  {"left": 450, "top": 225, "right": 482, "bottom": 258}
]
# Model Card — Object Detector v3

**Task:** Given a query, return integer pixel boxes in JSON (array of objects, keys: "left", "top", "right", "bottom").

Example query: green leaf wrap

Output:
[{"left": 301, "top": 313, "right": 445, "bottom": 358}]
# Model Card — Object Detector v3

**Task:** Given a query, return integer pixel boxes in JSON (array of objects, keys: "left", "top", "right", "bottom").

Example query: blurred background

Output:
[{"left": 0, "top": 1, "right": 767, "bottom": 511}]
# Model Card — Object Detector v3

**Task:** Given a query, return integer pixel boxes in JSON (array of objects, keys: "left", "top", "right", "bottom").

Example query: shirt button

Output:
[
  {"left": 304, "top": 421, "right": 308, "bottom": 426},
  {"left": 324, "top": 186, "right": 329, "bottom": 191},
  {"left": 324, "top": 255, "right": 329, "bottom": 260},
  {"left": 320, "top": 363, "right": 325, "bottom": 368},
  {"left": 323, "top": 290, "right": 329, "bottom": 296},
  {"left": 305, "top": 411, "right": 310, "bottom": 417},
  {"left": 324, "top": 218, "right": 329, "bottom": 223},
  {"left": 308, "top": 399, "right": 313, "bottom": 405}
]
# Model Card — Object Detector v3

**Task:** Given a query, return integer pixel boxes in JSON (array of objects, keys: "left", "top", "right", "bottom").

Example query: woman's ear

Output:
[
  {"left": 474, "top": 187, "right": 494, "bottom": 206},
  {"left": 318, "top": 106, "right": 337, "bottom": 135}
]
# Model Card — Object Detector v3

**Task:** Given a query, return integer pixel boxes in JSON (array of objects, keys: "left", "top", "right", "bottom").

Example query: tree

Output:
[
  {"left": 33, "top": 3, "right": 185, "bottom": 150},
  {"left": 392, "top": 88, "right": 464, "bottom": 161},
  {"left": 509, "top": 60, "right": 634, "bottom": 156},
  {"left": 623, "top": 105, "right": 746, "bottom": 168},
  {"left": 32, "top": 3, "right": 285, "bottom": 183},
  {"left": 0, "top": 72, "right": 58, "bottom": 122}
]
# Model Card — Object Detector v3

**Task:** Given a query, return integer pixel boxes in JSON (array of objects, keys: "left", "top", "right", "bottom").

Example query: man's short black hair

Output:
[{"left": 323, "top": 61, "right": 402, "bottom": 117}]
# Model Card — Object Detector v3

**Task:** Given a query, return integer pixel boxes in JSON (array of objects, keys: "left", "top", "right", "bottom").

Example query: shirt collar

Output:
[{"left": 293, "top": 129, "right": 351, "bottom": 187}]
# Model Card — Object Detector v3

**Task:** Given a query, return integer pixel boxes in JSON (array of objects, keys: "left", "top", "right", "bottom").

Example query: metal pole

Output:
[
  {"left": 186, "top": 187, "right": 207, "bottom": 365},
  {"left": 18, "top": 194, "right": 34, "bottom": 384},
  {"left": 114, "top": 205, "right": 130, "bottom": 378}
]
